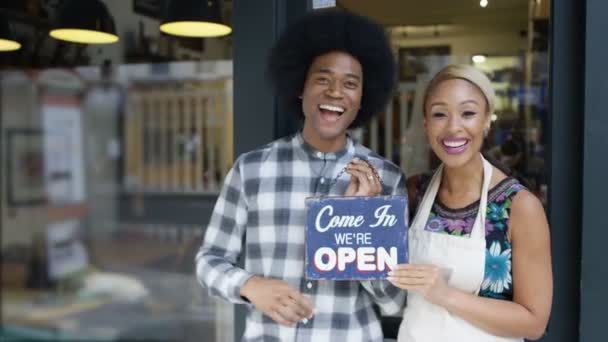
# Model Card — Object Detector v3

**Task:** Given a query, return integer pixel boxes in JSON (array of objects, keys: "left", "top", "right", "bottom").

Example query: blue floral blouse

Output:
[{"left": 413, "top": 175, "right": 525, "bottom": 300}]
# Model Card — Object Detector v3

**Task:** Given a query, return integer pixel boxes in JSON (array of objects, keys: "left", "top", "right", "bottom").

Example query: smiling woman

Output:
[
  {"left": 389, "top": 65, "right": 553, "bottom": 342},
  {"left": 423, "top": 66, "right": 494, "bottom": 169}
]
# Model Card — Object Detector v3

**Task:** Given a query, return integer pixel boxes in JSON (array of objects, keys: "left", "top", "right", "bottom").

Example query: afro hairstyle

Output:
[{"left": 267, "top": 9, "right": 396, "bottom": 128}]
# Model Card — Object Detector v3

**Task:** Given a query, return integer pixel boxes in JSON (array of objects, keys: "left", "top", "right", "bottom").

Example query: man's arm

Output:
[
  {"left": 195, "top": 158, "right": 253, "bottom": 304},
  {"left": 195, "top": 157, "right": 315, "bottom": 324}
]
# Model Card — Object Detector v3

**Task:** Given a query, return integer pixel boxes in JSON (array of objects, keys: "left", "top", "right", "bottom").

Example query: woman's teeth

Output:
[
  {"left": 442, "top": 139, "right": 468, "bottom": 148},
  {"left": 441, "top": 139, "right": 469, "bottom": 155}
]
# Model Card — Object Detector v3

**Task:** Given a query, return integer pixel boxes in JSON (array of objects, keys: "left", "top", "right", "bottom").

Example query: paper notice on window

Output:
[
  {"left": 313, "top": 0, "right": 336, "bottom": 9},
  {"left": 47, "top": 219, "right": 89, "bottom": 280}
]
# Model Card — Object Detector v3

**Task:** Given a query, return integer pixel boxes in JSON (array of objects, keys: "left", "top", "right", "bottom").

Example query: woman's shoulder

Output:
[
  {"left": 506, "top": 186, "right": 549, "bottom": 244},
  {"left": 509, "top": 188, "right": 545, "bottom": 218}
]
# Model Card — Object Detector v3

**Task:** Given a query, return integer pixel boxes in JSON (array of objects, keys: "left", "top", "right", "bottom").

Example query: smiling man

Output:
[{"left": 195, "top": 10, "right": 407, "bottom": 341}]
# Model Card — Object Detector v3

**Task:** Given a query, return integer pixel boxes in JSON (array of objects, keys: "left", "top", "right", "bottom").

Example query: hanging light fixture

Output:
[
  {"left": 0, "top": 17, "right": 21, "bottom": 51},
  {"left": 160, "top": 0, "right": 231, "bottom": 38},
  {"left": 472, "top": 54, "right": 487, "bottom": 64},
  {"left": 50, "top": 0, "right": 118, "bottom": 44}
]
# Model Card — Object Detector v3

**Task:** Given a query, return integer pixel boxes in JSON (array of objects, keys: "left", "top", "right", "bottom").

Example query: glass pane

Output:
[
  {"left": 342, "top": 0, "right": 550, "bottom": 205},
  {"left": 1, "top": 1, "right": 234, "bottom": 341}
]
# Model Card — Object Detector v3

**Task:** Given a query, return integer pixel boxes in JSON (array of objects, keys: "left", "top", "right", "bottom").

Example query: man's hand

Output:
[
  {"left": 345, "top": 158, "right": 382, "bottom": 196},
  {"left": 240, "top": 276, "right": 315, "bottom": 326}
]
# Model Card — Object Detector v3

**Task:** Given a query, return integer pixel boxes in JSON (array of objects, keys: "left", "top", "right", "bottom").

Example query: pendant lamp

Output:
[
  {"left": 0, "top": 17, "right": 21, "bottom": 51},
  {"left": 160, "top": 0, "right": 231, "bottom": 38},
  {"left": 49, "top": 0, "right": 118, "bottom": 44}
]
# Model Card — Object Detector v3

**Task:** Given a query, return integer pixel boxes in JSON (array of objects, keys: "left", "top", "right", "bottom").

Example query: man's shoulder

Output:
[{"left": 236, "top": 135, "right": 295, "bottom": 166}]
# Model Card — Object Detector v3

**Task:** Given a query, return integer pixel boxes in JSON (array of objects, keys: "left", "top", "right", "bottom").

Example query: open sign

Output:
[{"left": 305, "top": 196, "right": 408, "bottom": 280}]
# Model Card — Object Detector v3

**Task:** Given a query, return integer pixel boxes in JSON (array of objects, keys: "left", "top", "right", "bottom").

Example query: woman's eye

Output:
[
  {"left": 432, "top": 112, "right": 447, "bottom": 118},
  {"left": 463, "top": 111, "right": 477, "bottom": 117}
]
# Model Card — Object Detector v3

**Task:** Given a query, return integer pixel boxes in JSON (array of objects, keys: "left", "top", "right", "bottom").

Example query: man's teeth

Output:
[
  {"left": 443, "top": 140, "right": 468, "bottom": 148},
  {"left": 319, "top": 104, "right": 345, "bottom": 113}
]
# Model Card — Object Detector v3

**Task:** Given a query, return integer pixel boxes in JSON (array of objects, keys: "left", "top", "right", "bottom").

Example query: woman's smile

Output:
[{"left": 441, "top": 137, "right": 470, "bottom": 155}]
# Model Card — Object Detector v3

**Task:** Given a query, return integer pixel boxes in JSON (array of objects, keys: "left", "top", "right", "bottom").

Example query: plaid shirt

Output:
[{"left": 196, "top": 133, "right": 407, "bottom": 341}]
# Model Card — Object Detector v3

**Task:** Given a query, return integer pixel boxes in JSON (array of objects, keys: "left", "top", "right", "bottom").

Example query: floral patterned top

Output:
[{"left": 412, "top": 175, "right": 525, "bottom": 300}]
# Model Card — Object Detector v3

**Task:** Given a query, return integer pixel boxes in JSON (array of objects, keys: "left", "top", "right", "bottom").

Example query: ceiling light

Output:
[
  {"left": 0, "top": 38, "right": 20, "bottom": 51},
  {"left": 472, "top": 54, "right": 487, "bottom": 64},
  {"left": 0, "top": 17, "right": 21, "bottom": 51},
  {"left": 49, "top": 0, "right": 118, "bottom": 44},
  {"left": 480, "top": 0, "right": 489, "bottom": 8},
  {"left": 161, "top": 0, "right": 231, "bottom": 38}
]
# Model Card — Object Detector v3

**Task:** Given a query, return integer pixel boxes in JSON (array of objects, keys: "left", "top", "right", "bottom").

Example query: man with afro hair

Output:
[{"left": 196, "top": 9, "right": 407, "bottom": 341}]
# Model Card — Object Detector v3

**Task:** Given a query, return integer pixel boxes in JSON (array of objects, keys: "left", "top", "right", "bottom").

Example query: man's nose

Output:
[{"left": 325, "top": 81, "right": 343, "bottom": 98}]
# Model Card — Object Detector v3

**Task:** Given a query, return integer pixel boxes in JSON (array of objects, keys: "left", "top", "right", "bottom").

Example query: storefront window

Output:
[{"left": 1, "top": 1, "right": 234, "bottom": 341}]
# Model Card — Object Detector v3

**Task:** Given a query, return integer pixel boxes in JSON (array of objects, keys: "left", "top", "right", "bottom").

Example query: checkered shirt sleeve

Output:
[{"left": 195, "top": 155, "right": 253, "bottom": 304}]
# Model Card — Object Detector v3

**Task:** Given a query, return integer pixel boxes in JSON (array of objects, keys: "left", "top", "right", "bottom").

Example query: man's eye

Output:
[
  {"left": 432, "top": 112, "right": 446, "bottom": 118},
  {"left": 463, "top": 111, "right": 477, "bottom": 117},
  {"left": 316, "top": 77, "right": 329, "bottom": 84},
  {"left": 344, "top": 81, "right": 359, "bottom": 89}
]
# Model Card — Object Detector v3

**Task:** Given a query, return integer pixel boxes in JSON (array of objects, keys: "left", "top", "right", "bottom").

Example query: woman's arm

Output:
[{"left": 388, "top": 189, "right": 553, "bottom": 340}]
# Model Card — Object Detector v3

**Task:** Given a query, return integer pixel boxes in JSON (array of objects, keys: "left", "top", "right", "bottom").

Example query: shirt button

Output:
[
  {"left": 307, "top": 282, "right": 313, "bottom": 289},
  {"left": 320, "top": 178, "right": 325, "bottom": 184}
]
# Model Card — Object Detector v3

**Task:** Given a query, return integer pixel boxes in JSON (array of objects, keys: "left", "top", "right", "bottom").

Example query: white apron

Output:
[{"left": 398, "top": 155, "right": 522, "bottom": 342}]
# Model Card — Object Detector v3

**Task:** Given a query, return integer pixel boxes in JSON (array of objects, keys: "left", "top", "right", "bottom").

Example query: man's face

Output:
[{"left": 301, "top": 51, "right": 363, "bottom": 152}]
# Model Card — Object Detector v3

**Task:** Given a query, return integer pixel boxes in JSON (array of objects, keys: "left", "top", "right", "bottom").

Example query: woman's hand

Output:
[
  {"left": 344, "top": 158, "right": 382, "bottom": 196},
  {"left": 387, "top": 264, "right": 453, "bottom": 306}
]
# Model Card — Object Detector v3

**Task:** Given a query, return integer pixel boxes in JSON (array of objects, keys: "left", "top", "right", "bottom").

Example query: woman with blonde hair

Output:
[{"left": 388, "top": 64, "right": 552, "bottom": 341}]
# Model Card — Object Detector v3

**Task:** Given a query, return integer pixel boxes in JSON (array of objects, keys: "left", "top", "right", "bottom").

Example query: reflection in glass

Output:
[{"left": 1, "top": 60, "right": 234, "bottom": 341}]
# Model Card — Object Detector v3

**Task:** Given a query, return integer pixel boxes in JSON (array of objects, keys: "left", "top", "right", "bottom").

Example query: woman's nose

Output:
[{"left": 447, "top": 115, "right": 462, "bottom": 132}]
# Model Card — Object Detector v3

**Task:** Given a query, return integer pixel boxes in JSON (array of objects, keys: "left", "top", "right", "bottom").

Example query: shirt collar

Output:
[{"left": 295, "top": 131, "right": 353, "bottom": 161}]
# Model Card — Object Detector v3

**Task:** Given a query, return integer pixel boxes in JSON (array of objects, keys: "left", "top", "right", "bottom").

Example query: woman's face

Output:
[{"left": 424, "top": 78, "right": 490, "bottom": 169}]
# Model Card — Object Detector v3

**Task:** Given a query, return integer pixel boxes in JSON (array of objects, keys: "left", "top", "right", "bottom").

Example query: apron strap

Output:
[{"left": 470, "top": 156, "right": 493, "bottom": 240}]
